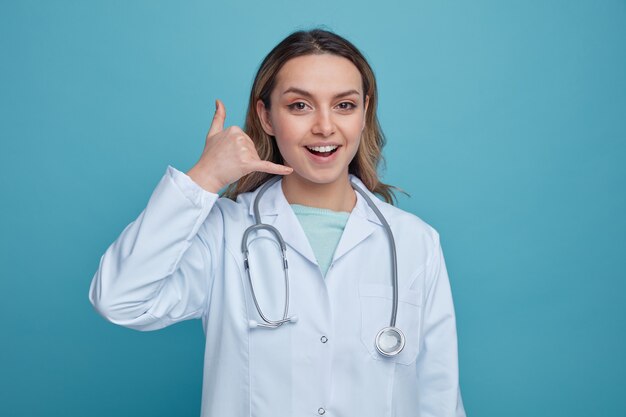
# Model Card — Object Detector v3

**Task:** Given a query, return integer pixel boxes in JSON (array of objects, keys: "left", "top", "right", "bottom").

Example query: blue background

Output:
[{"left": 1, "top": 1, "right": 625, "bottom": 416}]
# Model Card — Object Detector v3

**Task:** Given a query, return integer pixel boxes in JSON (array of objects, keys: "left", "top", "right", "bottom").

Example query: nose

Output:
[{"left": 311, "top": 109, "right": 335, "bottom": 137}]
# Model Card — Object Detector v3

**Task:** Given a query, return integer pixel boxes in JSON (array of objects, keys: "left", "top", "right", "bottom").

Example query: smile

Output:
[{"left": 305, "top": 145, "right": 340, "bottom": 157}]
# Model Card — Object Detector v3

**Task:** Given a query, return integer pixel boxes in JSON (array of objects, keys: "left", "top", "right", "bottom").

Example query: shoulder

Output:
[
  {"left": 196, "top": 192, "right": 252, "bottom": 249},
  {"left": 349, "top": 174, "right": 441, "bottom": 252},
  {"left": 376, "top": 200, "right": 440, "bottom": 249},
  {"left": 209, "top": 187, "right": 270, "bottom": 227},
  {"left": 211, "top": 192, "right": 252, "bottom": 221}
]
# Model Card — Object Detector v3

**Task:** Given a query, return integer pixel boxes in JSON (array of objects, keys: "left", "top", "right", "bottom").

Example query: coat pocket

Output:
[{"left": 358, "top": 283, "right": 422, "bottom": 366}]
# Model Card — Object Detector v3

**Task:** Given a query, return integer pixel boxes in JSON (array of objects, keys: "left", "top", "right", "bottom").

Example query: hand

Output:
[{"left": 187, "top": 99, "right": 292, "bottom": 193}]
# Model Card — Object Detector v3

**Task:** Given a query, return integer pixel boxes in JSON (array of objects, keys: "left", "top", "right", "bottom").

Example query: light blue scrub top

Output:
[{"left": 290, "top": 203, "right": 350, "bottom": 278}]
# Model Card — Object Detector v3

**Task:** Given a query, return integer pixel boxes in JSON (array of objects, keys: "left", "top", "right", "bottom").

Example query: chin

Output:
[{"left": 291, "top": 169, "right": 348, "bottom": 186}]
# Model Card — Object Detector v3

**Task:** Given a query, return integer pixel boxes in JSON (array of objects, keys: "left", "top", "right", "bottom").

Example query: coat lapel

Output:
[
  {"left": 246, "top": 175, "right": 384, "bottom": 267},
  {"left": 332, "top": 175, "right": 381, "bottom": 262},
  {"left": 247, "top": 177, "right": 318, "bottom": 265}
]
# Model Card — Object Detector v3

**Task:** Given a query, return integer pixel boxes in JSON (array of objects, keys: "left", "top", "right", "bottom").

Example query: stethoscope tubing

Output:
[
  {"left": 242, "top": 176, "right": 291, "bottom": 328},
  {"left": 241, "top": 175, "right": 404, "bottom": 356},
  {"left": 350, "top": 182, "right": 399, "bottom": 328}
]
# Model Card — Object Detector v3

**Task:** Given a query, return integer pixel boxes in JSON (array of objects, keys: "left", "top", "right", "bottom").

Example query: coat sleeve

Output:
[
  {"left": 415, "top": 232, "right": 466, "bottom": 416},
  {"left": 88, "top": 165, "right": 222, "bottom": 331}
]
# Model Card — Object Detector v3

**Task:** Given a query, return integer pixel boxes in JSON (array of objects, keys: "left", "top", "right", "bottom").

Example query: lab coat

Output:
[{"left": 89, "top": 165, "right": 466, "bottom": 417}]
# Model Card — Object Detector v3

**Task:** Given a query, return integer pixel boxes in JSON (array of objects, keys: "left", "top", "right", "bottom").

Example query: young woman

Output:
[{"left": 89, "top": 29, "right": 466, "bottom": 417}]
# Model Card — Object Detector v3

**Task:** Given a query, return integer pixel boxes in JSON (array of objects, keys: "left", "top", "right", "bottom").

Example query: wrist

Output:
[{"left": 186, "top": 165, "right": 223, "bottom": 194}]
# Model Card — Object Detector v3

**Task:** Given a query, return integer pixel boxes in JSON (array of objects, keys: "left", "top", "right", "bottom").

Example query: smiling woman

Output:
[
  {"left": 88, "top": 28, "right": 466, "bottom": 417},
  {"left": 222, "top": 29, "right": 394, "bottom": 208}
]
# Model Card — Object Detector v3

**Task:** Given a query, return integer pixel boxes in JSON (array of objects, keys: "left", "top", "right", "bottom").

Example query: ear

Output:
[
  {"left": 256, "top": 99, "right": 275, "bottom": 136},
  {"left": 362, "top": 94, "right": 370, "bottom": 131}
]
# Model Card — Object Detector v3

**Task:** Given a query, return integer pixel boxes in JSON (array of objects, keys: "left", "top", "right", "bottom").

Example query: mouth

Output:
[{"left": 305, "top": 144, "right": 340, "bottom": 158}]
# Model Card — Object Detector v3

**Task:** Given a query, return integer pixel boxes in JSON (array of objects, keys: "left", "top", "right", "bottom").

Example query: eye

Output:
[
  {"left": 287, "top": 102, "right": 309, "bottom": 112},
  {"left": 337, "top": 102, "right": 357, "bottom": 111}
]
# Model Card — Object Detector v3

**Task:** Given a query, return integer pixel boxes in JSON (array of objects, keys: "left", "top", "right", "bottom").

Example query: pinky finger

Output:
[{"left": 252, "top": 160, "right": 293, "bottom": 175}]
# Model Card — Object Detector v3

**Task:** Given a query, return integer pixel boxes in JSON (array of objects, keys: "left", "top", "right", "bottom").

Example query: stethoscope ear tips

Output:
[{"left": 289, "top": 315, "right": 298, "bottom": 323}]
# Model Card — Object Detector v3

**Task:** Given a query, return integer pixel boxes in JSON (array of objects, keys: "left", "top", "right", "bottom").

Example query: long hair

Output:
[{"left": 222, "top": 28, "right": 399, "bottom": 204}]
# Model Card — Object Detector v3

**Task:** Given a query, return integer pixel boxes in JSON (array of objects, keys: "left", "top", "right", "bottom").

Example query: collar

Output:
[
  {"left": 244, "top": 174, "right": 385, "bottom": 265},
  {"left": 246, "top": 174, "right": 384, "bottom": 226}
]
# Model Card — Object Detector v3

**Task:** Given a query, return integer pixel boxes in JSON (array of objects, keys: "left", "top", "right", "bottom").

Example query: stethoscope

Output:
[{"left": 241, "top": 176, "right": 405, "bottom": 357}]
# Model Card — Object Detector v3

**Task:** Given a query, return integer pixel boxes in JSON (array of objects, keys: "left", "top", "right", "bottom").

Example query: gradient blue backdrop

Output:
[{"left": 1, "top": 1, "right": 624, "bottom": 416}]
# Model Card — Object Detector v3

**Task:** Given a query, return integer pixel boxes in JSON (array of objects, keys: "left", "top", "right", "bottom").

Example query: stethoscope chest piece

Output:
[{"left": 375, "top": 326, "right": 405, "bottom": 357}]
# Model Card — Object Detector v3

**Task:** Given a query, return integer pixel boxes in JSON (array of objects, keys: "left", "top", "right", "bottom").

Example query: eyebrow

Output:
[{"left": 281, "top": 87, "right": 361, "bottom": 99}]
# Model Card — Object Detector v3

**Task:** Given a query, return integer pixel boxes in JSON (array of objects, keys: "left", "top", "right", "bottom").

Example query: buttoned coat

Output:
[{"left": 89, "top": 165, "right": 466, "bottom": 417}]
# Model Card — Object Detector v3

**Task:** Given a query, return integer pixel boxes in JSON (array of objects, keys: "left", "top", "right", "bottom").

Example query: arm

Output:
[
  {"left": 88, "top": 99, "right": 292, "bottom": 331},
  {"left": 88, "top": 165, "right": 221, "bottom": 331},
  {"left": 416, "top": 234, "right": 466, "bottom": 416}
]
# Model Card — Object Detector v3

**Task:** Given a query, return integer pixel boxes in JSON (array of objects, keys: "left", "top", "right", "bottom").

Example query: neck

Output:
[{"left": 281, "top": 173, "right": 356, "bottom": 212}]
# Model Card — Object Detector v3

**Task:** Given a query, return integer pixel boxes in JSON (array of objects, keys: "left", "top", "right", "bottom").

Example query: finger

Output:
[
  {"left": 207, "top": 99, "right": 226, "bottom": 137},
  {"left": 251, "top": 160, "right": 293, "bottom": 176}
]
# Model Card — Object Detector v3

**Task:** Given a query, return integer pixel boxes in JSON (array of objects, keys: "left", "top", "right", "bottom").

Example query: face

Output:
[{"left": 256, "top": 54, "right": 369, "bottom": 188}]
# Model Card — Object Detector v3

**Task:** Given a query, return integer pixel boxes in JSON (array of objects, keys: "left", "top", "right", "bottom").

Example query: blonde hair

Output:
[{"left": 223, "top": 28, "right": 399, "bottom": 204}]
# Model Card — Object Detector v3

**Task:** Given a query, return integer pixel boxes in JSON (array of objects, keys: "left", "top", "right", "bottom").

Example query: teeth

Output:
[{"left": 306, "top": 145, "right": 338, "bottom": 152}]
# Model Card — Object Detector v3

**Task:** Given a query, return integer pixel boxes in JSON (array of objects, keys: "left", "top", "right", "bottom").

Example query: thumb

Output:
[{"left": 207, "top": 99, "right": 226, "bottom": 137}]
